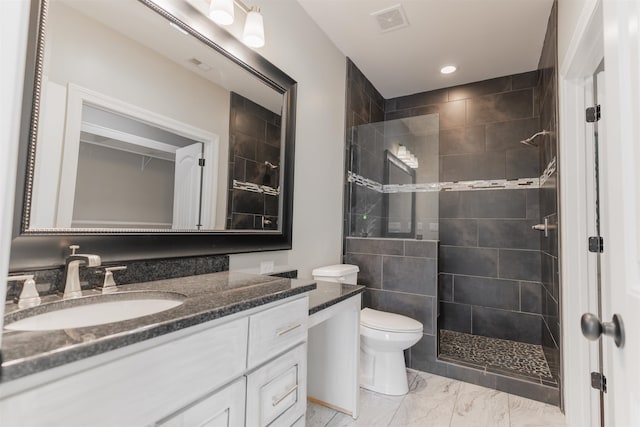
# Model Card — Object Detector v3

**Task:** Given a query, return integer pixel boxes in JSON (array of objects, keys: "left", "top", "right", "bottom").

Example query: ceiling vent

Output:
[
  {"left": 188, "top": 58, "right": 212, "bottom": 71},
  {"left": 371, "top": 4, "right": 409, "bottom": 33}
]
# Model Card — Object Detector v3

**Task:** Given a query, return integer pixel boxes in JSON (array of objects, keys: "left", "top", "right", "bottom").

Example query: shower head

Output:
[{"left": 520, "top": 131, "right": 550, "bottom": 147}]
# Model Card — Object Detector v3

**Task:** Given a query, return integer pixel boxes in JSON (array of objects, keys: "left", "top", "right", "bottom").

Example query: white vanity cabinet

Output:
[
  {"left": 157, "top": 378, "right": 247, "bottom": 427},
  {"left": 0, "top": 295, "right": 309, "bottom": 427},
  {"left": 246, "top": 343, "right": 307, "bottom": 426}
]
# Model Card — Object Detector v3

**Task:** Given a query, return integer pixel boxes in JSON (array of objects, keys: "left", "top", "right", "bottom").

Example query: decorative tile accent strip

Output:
[
  {"left": 347, "top": 157, "right": 557, "bottom": 193},
  {"left": 347, "top": 171, "right": 383, "bottom": 192},
  {"left": 232, "top": 180, "right": 280, "bottom": 196},
  {"left": 439, "top": 177, "right": 539, "bottom": 192},
  {"left": 539, "top": 157, "right": 557, "bottom": 187},
  {"left": 384, "top": 182, "right": 442, "bottom": 193}
]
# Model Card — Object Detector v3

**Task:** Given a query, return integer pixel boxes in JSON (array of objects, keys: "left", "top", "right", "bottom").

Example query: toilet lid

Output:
[{"left": 360, "top": 308, "right": 423, "bottom": 333}]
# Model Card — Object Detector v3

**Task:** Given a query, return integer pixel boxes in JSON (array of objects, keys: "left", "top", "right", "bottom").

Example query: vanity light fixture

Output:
[
  {"left": 397, "top": 145, "right": 409, "bottom": 160},
  {"left": 440, "top": 65, "right": 457, "bottom": 74},
  {"left": 209, "top": 0, "right": 235, "bottom": 25},
  {"left": 396, "top": 145, "right": 418, "bottom": 169},
  {"left": 209, "top": 0, "right": 265, "bottom": 48}
]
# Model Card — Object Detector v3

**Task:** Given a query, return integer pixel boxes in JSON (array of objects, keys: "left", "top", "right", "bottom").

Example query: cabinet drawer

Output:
[
  {"left": 248, "top": 297, "right": 308, "bottom": 368},
  {"left": 157, "top": 377, "right": 246, "bottom": 427},
  {"left": 246, "top": 343, "right": 307, "bottom": 427}
]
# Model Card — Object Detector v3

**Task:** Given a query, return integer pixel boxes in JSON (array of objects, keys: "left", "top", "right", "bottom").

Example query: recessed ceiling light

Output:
[{"left": 440, "top": 65, "right": 457, "bottom": 74}]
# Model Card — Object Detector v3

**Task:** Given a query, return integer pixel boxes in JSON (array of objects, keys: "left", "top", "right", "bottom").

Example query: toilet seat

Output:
[{"left": 360, "top": 308, "right": 423, "bottom": 333}]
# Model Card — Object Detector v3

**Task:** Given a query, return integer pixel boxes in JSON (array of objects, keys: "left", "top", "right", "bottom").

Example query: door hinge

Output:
[
  {"left": 198, "top": 158, "right": 205, "bottom": 167},
  {"left": 588, "top": 236, "right": 604, "bottom": 253},
  {"left": 591, "top": 372, "right": 607, "bottom": 393},
  {"left": 586, "top": 105, "right": 601, "bottom": 122}
]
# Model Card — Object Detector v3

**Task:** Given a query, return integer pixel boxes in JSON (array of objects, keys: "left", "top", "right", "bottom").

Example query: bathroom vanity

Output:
[
  {"left": 307, "top": 281, "right": 364, "bottom": 419},
  {"left": 0, "top": 272, "right": 315, "bottom": 426}
]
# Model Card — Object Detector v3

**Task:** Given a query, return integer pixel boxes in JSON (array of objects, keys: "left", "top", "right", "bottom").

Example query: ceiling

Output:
[{"left": 295, "top": 0, "right": 554, "bottom": 99}]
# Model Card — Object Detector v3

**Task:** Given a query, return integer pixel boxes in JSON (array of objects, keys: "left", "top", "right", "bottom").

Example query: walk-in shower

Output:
[{"left": 343, "top": 42, "right": 561, "bottom": 403}]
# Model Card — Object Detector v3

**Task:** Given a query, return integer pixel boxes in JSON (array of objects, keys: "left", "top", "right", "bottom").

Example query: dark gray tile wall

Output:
[
  {"left": 537, "top": 1, "right": 562, "bottom": 397},
  {"left": 386, "top": 71, "right": 546, "bottom": 347},
  {"left": 346, "top": 237, "right": 438, "bottom": 363},
  {"left": 344, "top": 59, "right": 386, "bottom": 238},
  {"left": 437, "top": 188, "right": 545, "bottom": 345},
  {"left": 386, "top": 72, "right": 541, "bottom": 185},
  {"left": 227, "top": 92, "right": 281, "bottom": 230}
]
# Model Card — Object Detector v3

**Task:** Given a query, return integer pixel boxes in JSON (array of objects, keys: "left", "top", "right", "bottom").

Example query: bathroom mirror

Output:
[
  {"left": 382, "top": 150, "right": 416, "bottom": 238},
  {"left": 11, "top": 0, "right": 297, "bottom": 269}
]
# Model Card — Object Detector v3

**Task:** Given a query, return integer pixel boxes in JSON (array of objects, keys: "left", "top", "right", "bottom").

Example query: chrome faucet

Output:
[{"left": 63, "top": 245, "right": 101, "bottom": 299}]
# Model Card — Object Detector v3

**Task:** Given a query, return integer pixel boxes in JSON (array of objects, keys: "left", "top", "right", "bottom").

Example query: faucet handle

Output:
[
  {"left": 7, "top": 274, "right": 41, "bottom": 309},
  {"left": 99, "top": 266, "right": 127, "bottom": 294},
  {"left": 69, "top": 245, "right": 80, "bottom": 255}
]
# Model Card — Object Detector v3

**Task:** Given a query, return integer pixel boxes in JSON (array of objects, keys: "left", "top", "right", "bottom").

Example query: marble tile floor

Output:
[
  {"left": 306, "top": 370, "right": 565, "bottom": 427},
  {"left": 439, "top": 330, "right": 557, "bottom": 386}
]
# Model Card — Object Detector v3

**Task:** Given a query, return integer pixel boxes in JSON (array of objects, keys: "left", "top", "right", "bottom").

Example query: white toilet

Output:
[
  {"left": 311, "top": 264, "right": 423, "bottom": 396},
  {"left": 359, "top": 308, "right": 423, "bottom": 395},
  {"left": 311, "top": 263, "right": 360, "bottom": 284}
]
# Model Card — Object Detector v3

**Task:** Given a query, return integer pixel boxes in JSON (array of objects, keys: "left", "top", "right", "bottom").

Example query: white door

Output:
[
  {"left": 597, "top": 0, "right": 640, "bottom": 425},
  {"left": 173, "top": 143, "right": 203, "bottom": 229}
]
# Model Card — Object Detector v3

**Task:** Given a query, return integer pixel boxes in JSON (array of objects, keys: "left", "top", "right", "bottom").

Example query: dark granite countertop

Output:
[
  {"left": 1, "top": 271, "right": 315, "bottom": 383},
  {"left": 307, "top": 281, "right": 365, "bottom": 315}
]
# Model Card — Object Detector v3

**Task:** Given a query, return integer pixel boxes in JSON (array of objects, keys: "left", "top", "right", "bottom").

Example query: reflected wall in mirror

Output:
[
  {"left": 26, "top": 0, "right": 286, "bottom": 232},
  {"left": 383, "top": 151, "right": 415, "bottom": 238},
  {"left": 11, "top": 0, "right": 297, "bottom": 269}
]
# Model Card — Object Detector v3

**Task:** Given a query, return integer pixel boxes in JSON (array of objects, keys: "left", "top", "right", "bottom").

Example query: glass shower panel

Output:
[{"left": 347, "top": 114, "right": 439, "bottom": 239}]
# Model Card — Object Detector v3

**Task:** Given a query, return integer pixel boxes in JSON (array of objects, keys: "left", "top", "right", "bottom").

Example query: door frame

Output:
[
  {"left": 598, "top": 0, "right": 640, "bottom": 425},
  {"left": 56, "top": 84, "right": 219, "bottom": 229},
  {"left": 558, "top": 1, "right": 604, "bottom": 426}
]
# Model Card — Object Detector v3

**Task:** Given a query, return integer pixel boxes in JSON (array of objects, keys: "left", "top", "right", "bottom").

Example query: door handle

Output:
[{"left": 581, "top": 312, "right": 625, "bottom": 348}]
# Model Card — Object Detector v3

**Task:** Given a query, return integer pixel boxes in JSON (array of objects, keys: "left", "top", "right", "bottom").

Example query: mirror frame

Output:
[{"left": 11, "top": 0, "right": 297, "bottom": 270}]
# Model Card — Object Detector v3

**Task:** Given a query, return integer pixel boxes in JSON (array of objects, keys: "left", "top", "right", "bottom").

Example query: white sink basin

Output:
[{"left": 5, "top": 292, "right": 185, "bottom": 331}]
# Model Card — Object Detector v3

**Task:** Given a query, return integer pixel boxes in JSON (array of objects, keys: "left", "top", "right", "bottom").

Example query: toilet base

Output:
[{"left": 360, "top": 345, "right": 409, "bottom": 396}]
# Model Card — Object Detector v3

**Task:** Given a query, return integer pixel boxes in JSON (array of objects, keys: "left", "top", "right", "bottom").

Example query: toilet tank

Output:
[{"left": 311, "top": 264, "right": 359, "bottom": 284}]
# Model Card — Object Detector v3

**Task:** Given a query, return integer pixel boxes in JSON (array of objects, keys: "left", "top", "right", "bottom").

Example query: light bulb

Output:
[
  {"left": 243, "top": 7, "right": 265, "bottom": 48},
  {"left": 209, "top": 0, "right": 234, "bottom": 25},
  {"left": 397, "top": 145, "right": 407, "bottom": 158}
]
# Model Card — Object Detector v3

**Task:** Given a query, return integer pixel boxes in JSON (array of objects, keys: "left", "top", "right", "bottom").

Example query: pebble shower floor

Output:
[{"left": 438, "top": 330, "right": 556, "bottom": 386}]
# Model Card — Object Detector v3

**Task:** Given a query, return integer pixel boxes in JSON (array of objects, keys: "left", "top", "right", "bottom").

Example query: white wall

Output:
[
  {"left": 229, "top": 0, "right": 347, "bottom": 278},
  {"left": 0, "top": 0, "right": 31, "bottom": 346}
]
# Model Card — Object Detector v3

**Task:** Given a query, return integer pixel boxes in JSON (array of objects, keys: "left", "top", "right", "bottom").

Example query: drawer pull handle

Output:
[
  {"left": 272, "top": 384, "right": 298, "bottom": 407},
  {"left": 276, "top": 323, "right": 301, "bottom": 336}
]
